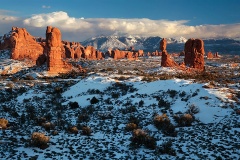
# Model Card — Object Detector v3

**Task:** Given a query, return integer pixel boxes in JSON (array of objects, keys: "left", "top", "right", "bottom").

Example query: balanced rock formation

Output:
[
  {"left": 160, "top": 38, "right": 178, "bottom": 67},
  {"left": 46, "top": 26, "right": 72, "bottom": 73},
  {"left": 0, "top": 27, "right": 44, "bottom": 65},
  {"left": 184, "top": 38, "right": 205, "bottom": 70}
]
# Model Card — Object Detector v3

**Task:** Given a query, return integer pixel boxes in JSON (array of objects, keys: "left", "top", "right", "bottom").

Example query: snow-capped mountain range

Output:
[
  {"left": 81, "top": 35, "right": 240, "bottom": 54},
  {"left": 81, "top": 35, "right": 187, "bottom": 52}
]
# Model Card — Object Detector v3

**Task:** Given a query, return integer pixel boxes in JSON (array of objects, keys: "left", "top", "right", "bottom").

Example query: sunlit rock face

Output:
[
  {"left": 0, "top": 27, "right": 45, "bottom": 65},
  {"left": 184, "top": 38, "right": 205, "bottom": 71},
  {"left": 46, "top": 26, "right": 72, "bottom": 74}
]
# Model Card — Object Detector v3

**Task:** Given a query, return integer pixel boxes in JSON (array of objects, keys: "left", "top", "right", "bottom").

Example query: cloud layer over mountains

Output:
[{"left": 1, "top": 11, "right": 240, "bottom": 41}]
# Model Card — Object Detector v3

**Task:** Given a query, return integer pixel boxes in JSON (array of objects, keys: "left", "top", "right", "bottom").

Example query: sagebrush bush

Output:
[
  {"left": 154, "top": 114, "right": 177, "bottom": 136},
  {"left": 90, "top": 96, "right": 99, "bottom": 104},
  {"left": 154, "top": 114, "right": 170, "bottom": 129},
  {"left": 31, "top": 132, "right": 50, "bottom": 149},
  {"left": 174, "top": 114, "right": 194, "bottom": 126},
  {"left": 69, "top": 101, "right": 79, "bottom": 109},
  {"left": 158, "top": 140, "right": 176, "bottom": 156},
  {"left": 68, "top": 126, "right": 79, "bottom": 134},
  {"left": 125, "top": 123, "right": 137, "bottom": 131},
  {"left": 187, "top": 104, "right": 200, "bottom": 114},
  {"left": 81, "top": 126, "right": 92, "bottom": 136},
  {"left": 131, "top": 129, "right": 156, "bottom": 150},
  {"left": 0, "top": 118, "right": 8, "bottom": 129}
]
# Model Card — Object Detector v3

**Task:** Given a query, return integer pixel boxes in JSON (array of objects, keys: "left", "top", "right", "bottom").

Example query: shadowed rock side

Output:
[
  {"left": 160, "top": 38, "right": 178, "bottom": 67},
  {"left": 46, "top": 26, "right": 72, "bottom": 74},
  {"left": 184, "top": 38, "right": 205, "bottom": 71},
  {"left": 0, "top": 27, "right": 45, "bottom": 65}
]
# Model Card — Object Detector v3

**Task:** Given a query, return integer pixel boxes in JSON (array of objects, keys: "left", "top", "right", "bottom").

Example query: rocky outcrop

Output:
[
  {"left": 207, "top": 52, "right": 214, "bottom": 59},
  {"left": 46, "top": 26, "right": 72, "bottom": 74},
  {"left": 81, "top": 46, "right": 104, "bottom": 60},
  {"left": 184, "top": 38, "right": 205, "bottom": 70},
  {"left": 160, "top": 38, "right": 178, "bottom": 67},
  {"left": 0, "top": 27, "right": 45, "bottom": 65}
]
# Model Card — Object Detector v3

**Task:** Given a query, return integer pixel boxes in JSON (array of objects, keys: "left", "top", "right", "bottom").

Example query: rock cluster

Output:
[
  {"left": 0, "top": 27, "right": 44, "bottom": 65},
  {"left": 184, "top": 38, "right": 205, "bottom": 70}
]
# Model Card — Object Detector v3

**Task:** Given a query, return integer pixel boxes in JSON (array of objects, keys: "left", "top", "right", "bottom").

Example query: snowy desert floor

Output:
[{"left": 0, "top": 54, "right": 239, "bottom": 159}]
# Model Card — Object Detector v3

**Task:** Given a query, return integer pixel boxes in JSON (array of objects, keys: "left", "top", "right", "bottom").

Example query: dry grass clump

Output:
[
  {"left": 0, "top": 118, "right": 8, "bottom": 129},
  {"left": 125, "top": 123, "right": 138, "bottom": 131},
  {"left": 174, "top": 114, "right": 194, "bottom": 126},
  {"left": 153, "top": 114, "right": 170, "bottom": 129},
  {"left": 131, "top": 129, "right": 156, "bottom": 150},
  {"left": 31, "top": 132, "right": 50, "bottom": 149},
  {"left": 81, "top": 126, "right": 92, "bottom": 136},
  {"left": 68, "top": 126, "right": 79, "bottom": 134}
]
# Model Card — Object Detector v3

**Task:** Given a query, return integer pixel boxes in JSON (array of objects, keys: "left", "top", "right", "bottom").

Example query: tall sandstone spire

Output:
[
  {"left": 160, "top": 38, "right": 178, "bottom": 67},
  {"left": 46, "top": 26, "right": 72, "bottom": 74}
]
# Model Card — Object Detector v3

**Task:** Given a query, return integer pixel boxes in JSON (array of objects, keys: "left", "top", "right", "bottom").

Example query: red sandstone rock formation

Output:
[
  {"left": 0, "top": 27, "right": 45, "bottom": 65},
  {"left": 184, "top": 38, "right": 205, "bottom": 70},
  {"left": 160, "top": 38, "right": 178, "bottom": 67},
  {"left": 81, "top": 46, "right": 103, "bottom": 60},
  {"left": 46, "top": 26, "right": 72, "bottom": 73},
  {"left": 207, "top": 52, "right": 214, "bottom": 59}
]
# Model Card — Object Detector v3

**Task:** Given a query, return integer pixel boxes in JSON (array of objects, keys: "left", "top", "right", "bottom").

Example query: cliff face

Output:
[{"left": 0, "top": 27, "right": 45, "bottom": 65}]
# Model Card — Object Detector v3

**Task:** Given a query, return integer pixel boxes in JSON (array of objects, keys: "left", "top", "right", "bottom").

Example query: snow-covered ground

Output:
[{"left": 0, "top": 71, "right": 239, "bottom": 159}]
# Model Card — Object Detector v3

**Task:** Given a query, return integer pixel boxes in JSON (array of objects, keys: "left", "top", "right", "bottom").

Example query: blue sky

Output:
[{"left": 0, "top": 0, "right": 240, "bottom": 41}]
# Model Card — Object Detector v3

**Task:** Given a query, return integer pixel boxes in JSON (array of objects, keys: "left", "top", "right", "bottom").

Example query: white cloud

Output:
[
  {"left": 42, "top": 5, "right": 51, "bottom": 9},
  {"left": 0, "top": 11, "right": 239, "bottom": 42}
]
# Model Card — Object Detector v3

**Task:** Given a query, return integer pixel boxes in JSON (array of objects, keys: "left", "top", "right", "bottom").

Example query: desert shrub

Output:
[
  {"left": 78, "top": 113, "right": 90, "bottom": 122},
  {"left": 98, "top": 112, "right": 113, "bottom": 120},
  {"left": 112, "top": 92, "right": 120, "bottom": 98},
  {"left": 167, "top": 89, "right": 178, "bottom": 98},
  {"left": 0, "top": 118, "right": 8, "bottom": 129},
  {"left": 36, "top": 117, "right": 46, "bottom": 126},
  {"left": 125, "top": 123, "right": 138, "bottom": 131},
  {"left": 138, "top": 100, "right": 144, "bottom": 107},
  {"left": 26, "top": 106, "right": 36, "bottom": 120},
  {"left": 236, "top": 91, "right": 240, "bottom": 99},
  {"left": 128, "top": 115, "right": 140, "bottom": 126},
  {"left": 31, "top": 132, "right": 50, "bottom": 149},
  {"left": 158, "top": 98, "right": 170, "bottom": 109},
  {"left": 81, "top": 126, "right": 92, "bottom": 136},
  {"left": 87, "top": 89, "right": 102, "bottom": 94},
  {"left": 68, "top": 126, "right": 79, "bottom": 134},
  {"left": 90, "top": 96, "right": 99, "bottom": 104},
  {"left": 154, "top": 114, "right": 170, "bottom": 130},
  {"left": 154, "top": 114, "right": 176, "bottom": 136},
  {"left": 54, "top": 87, "right": 63, "bottom": 94},
  {"left": 121, "top": 106, "right": 137, "bottom": 114},
  {"left": 158, "top": 140, "right": 176, "bottom": 156},
  {"left": 174, "top": 114, "right": 194, "bottom": 126},
  {"left": 179, "top": 91, "right": 186, "bottom": 97},
  {"left": 42, "top": 122, "right": 55, "bottom": 131},
  {"left": 187, "top": 104, "right": 200, "bottom": 114},
  {"left": 69, "top": 101, "right": 79, "bottom": 109},
  {"left": 131, "top": 129, "right": 156, "bottom": 150}
]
